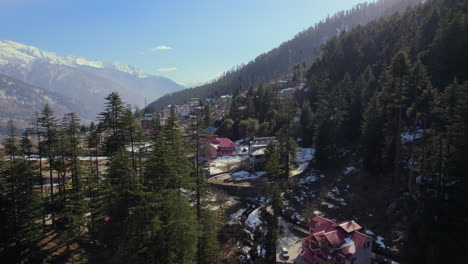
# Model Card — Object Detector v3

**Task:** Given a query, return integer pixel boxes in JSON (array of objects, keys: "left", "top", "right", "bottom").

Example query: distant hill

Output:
[
  {"left": 146, "top": 0, "right": 422, "bottom": 111},
  {"left": 0, "top": 73, "right": 85, "bottom": 136},
  {"left": 0, "top": 40, "right": 184, "bottom": 119}
]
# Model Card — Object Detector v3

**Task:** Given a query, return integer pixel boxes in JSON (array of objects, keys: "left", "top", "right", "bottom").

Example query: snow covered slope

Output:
[{"left": 0, "top": 40, "right": 183, "bottom": 118}]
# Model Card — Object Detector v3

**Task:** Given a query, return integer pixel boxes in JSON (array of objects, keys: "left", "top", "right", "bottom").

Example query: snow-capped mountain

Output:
[
  {"left": 0, "top": 73, "right": 89, "bottom": 135},
  {"left": 0, "top": 40, "right": 183, "bottom": 119},
  {"left": 0, "top": 40, "right": 149, "bottom": 78}
]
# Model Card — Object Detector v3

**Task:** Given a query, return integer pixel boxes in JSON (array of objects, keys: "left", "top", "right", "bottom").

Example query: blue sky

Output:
[{"left": 0, "top": 0, "right": 364, "bottom": 87}]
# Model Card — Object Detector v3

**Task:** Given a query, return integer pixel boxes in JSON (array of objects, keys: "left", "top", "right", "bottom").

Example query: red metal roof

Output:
[
  {"left": 310, "top": 215, "right": 335, "bottom": 224},
  {"left": 303, "top": 216, "right": 370, "bottom": 259},
  {"left": 350, "top": 230, "right": 370, "bottom": 253},
  {"left": 311, "top": 222, "right": 335, "bottom": 240},
  {"left": 335, "top": 220, "right": 362, "bottom": 233},
  {"left": 323, "top": 229, "right": 347, "bottom": 246},
  {"left": 211, "top": 137, "right": 235, "bottom": 148}
]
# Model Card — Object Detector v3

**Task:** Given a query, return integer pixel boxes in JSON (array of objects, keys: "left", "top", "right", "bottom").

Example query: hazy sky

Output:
[{"left": 0, "top": 0, "right": 364, "bottom": 87}]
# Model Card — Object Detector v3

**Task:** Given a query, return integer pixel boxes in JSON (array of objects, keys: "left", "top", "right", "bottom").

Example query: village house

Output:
[
  {"left": 248, "top": 137, "right": 276, "bottom": 172},
  {"left": 203, "top": 137, "right": 236, "bottom": 159},
  {"left": 300, "top": 216, "right": 372, "bottom": 264}
]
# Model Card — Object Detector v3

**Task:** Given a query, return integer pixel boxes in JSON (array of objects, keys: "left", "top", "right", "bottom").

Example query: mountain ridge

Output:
[
  {"left": 145, "top": 0, "right": 423, "bottom": 112},
  {"left": 0, "top": 40, "right": 184, "bottom": 122},
  {"left": 1, "top": 40, "right": 150, "bottom": 78}
]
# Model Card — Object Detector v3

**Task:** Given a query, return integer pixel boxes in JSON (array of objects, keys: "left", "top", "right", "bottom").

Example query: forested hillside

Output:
[
  {"left": 0, "top": 94, "right": 221, "bottom": 263},
  {"left": 1, "top": 0, "right": 466, "bottom": 263},
  {"left": 146, "top": 0, "right": 422, "bottom": 111},
  {"left": 214, "top": 0, "right": 467, "bottom": 262}
]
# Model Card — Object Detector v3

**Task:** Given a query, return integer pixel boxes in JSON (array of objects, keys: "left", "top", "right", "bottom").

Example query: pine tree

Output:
[
  {"left": 299, "top": 101, "right": 313, "bottom": 146},
  {"left": 38, "top": 104, "right": 60, "bottom": 225},
  {"left": 204, "top": 104, "right": 212, "bottom": 127},
  {"left": 264, "top": 141, "right": 282, "bottom": 181},
  {"left": 379, "top": 51, "right": 410, "bottom": 183},
  {"left": 99, "top": 92, "right": 126, "bottom": 155},
  {"left": 197, "top": 209, "right": 221, "bottom": 264},
  {"left": 0, "top": 122, "right": 43, "bottom": 262},
  {"left": 121, "top": 107, "right": 139, "bottom": 172},
  {"left": 60, "top": 113, "right": 87, "bottom": 250},
  {"left": 361, "top": 93, "right": 384, "bottom": 171},
  {"left": 100, "top": 148, "right": 137, "bottom": 257}
]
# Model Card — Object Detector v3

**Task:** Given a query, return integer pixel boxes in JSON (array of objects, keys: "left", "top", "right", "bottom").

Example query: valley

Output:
[{"left": 0, "top": 0, "right": 466, "bottom": 263}]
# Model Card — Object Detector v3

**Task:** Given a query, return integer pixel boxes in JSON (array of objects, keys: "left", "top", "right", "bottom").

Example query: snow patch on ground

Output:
[
  {"left": 314, "top": 210, "right": 322, "bottom": 215},
  {"left": 289, "top": 148, "right": 315, "bottom": 177},
  {"left": 321, "top": 201, "right": 335, "bottom": 209},
  {"left": 229, "top": 208, "right": 247, "bottom": 224},
  {"left": 298, "top": 174, "right": 318, "bottom": 185},
  {"left": 211, "top": 155, "right": 247, "bottom": 166},
  {"left": 292, "top": 212, "right": 305, "bottom": 222},
  {"left": 343, "top": 167, "right": 358, "bottom": 175},
  {"left": 231, "top": 171, "right": 265, "bottom": 181},
  {"left": 295, "top": 148, "right": 315, "bottom": 163},
  {"left": 245, "top": 207, "right": 262, "bottom": 231},
  {"left": 257, "top": 245, "right": 266, "bottom": 257},
  {"left": 365, "top": 229, "right": 375, "bottom": 236},
  {"left": 401, "top": 129, "right": 424, "bottom": 143},
  {"left": 208, "top": 167, "right": 224, "bottom": 175},
  {"left": 326, "top": 187, "right": 347, "bottom": 206},
  {"left": 290, "top": 162, "right": 309, "bottom": 176},
  {"left": 375, "top": 236, "right": 387, "bottom": 248},
  {"left": 208, "top": 155, "right": 247, "bottom": 175}
]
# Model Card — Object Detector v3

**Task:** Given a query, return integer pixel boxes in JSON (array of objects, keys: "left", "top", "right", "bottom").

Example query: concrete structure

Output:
[
  {"left": 248, "top": 137, "right": 276, "bottom": 172},
  {"left": 300, "top": 216, "right": 372, "bottom": 264}
]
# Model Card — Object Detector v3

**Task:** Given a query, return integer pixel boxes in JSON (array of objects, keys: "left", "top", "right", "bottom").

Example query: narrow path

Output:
[{"left": 276, "top": 216, "right": 303, "bottom": 263}]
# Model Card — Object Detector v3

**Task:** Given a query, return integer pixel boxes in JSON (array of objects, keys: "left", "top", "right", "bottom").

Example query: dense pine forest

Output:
[
  {"left": 0, "top": 94, "right": 220, "bottom": 263},
  {"left": 214, "top": 0, "right": 467, "bottom": 262},
  {"left": 1, "top": 0, "right": 466, "bottom": 263}
]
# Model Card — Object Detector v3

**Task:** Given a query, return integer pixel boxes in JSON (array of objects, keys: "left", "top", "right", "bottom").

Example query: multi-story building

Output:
[
  {"left": 203, "top": 137, "right": 236, "bottom": 159},
  {"left": 301, "top": 216, "right": 372, "bottom": 264}
]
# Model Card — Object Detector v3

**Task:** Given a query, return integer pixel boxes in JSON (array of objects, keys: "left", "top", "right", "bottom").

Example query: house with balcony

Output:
[{"left": 300, "top": 216, "right": 372, "bottom": 264}]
